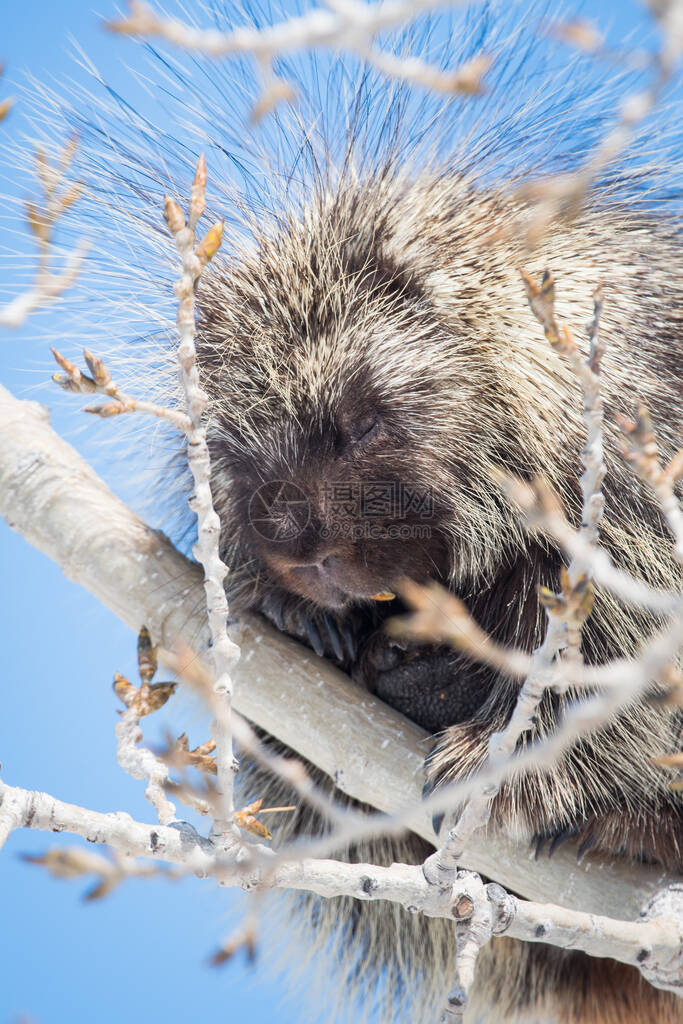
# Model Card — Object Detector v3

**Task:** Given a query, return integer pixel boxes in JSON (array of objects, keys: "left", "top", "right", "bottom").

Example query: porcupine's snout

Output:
[
  {"left": 261, "top": 539, "right": 395, "bottom": 609},
  {"left": 243, "top": 470, "right": 419, "bottom": 608}
]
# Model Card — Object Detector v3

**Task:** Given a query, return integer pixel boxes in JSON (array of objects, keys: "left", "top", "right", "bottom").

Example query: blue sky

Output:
[{"left": 0, "top": 1, "right": 677, "bottom": 1023}]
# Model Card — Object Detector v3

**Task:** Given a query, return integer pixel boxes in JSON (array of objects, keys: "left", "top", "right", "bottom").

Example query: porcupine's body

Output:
[
  {"left": 26, "top": 3, "right": 682, "bottom": 1019},
  {"left": 196, "top": 168, "right": 683, "bottom": 1023}
]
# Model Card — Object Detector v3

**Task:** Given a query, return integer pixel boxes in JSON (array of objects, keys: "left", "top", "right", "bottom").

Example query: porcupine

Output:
[
  {"left": 22, "top": 1, "right": 682, "bottom": 1020},
  {"left": 196, "top": 163, "right": 683, "bottom": 1022}
]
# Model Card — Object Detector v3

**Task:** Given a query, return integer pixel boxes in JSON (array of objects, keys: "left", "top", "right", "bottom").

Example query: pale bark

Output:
[
  {"left": 107, "top": 0, "right": 488, "bottom": 116},
  {"left": 1, "top": 780, "right": 682, "bottom": 995},
  {"left": 1, "top": 382, "right": 680, "bottom": 923},
  {"left": 164, "top": 160, "right": 241, "bottom": 847}
]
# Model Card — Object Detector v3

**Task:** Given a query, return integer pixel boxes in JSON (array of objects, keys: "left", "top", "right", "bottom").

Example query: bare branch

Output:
[
  {"left": 500, "top": 474, "right": 679, "bottom": 613},
  {"left": 618, "top": 405, "right": 683, "bottom": 564},
  {"left": 439, "top": 873, "right": 492, "bottom": 1022},
  {"left": 48, "top": 161, "right": 241, "bottom": 848},
  {"left": 161, "top": 156, "right": 240, "bottom": 848},
  {"left": 511, "top": 0, "right": 683, "bottom": 246},
  {"left": 106, "top": 0, "right": 488, "bottom": 117},
  {"left": 111, "top": 628, "right": 214, "bottom": 821},
  {"left": 51, "top": 347, "right": 192, "bottom": 432},
  {"left": 423, "top": 276, "right": 609, "bottom": 888},
  {"left": 0, "top": 139, "right": 89, "bottom": 329},
  {"left": 1, "top": 780, "right": 681, "bottom": 993},
  {"left": 0, "top": 382, "right": 679, "bottom": 921}
]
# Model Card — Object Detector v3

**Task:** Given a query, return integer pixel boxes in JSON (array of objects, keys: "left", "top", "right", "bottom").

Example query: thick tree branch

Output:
[{"left": 0, "top": 382, "right": 680, "bottom": 923}]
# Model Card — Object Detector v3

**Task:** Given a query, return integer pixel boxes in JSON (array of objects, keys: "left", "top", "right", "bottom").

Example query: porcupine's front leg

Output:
[
  {"left": 422, "top": 684, "right": 683, "bottom": 871},
  {"left": 352, "top": 625, "right": 600, "bottom": 851},
  {"left": 420, "top": 697, "right": 502, "bottom": 836},
  {"left": 421, "top": 710, "right": 613, "bottom": 853},
  {"left": 259, "top": 587, "right": 683, "bottom": 870}
]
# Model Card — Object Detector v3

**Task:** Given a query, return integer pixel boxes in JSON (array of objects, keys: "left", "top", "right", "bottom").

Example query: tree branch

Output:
[
  {"left": 0, "top": 382, "right": 680, "bottom": 923},
  {"left": 1, "top": 780, "right": 681, "bottom": 994},
  {"left": 0, "top": 140, "right": 89, "bottom": 330},
  {"left": 106, "top": 0, "right": 488, "bottom": 118}
]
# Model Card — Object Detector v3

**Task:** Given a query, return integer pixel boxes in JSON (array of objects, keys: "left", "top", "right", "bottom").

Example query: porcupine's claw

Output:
[
  {"left": 547, "top": 826, "right": 579, "bottom": 858},
  {"left": 323, "top": 614, "right": 345, "bottom": 663},
  {"left": 422, "top": 777, "right": 446, "bottom": 836},
  {"left": 422, "top": 741, "right": 440, "bottom": 790},
  {"left": 258, "top": 589, "right": 357, "bottom": 665},
  {"left": 422, "top": 743, "right": 449, "bottom": 836},
  {"left": 302, "top": 611, "right": 347, "bottom": 664},
  {"left": 533, "top": 824, "right": 580, "bottom": 860},
  {"left": 432, "top": 811, "right": 446, "bottom": 837},
  {"left": 257, "top": 588, "right": 295, "bottom": 634},
  {"left": 340, "top": 620, "right": 357, "bottom": 662},
  {"left": 268, "top": 596, "right": 286, "bottom": 632},
  {"left": 534, "top": 833, "right": 550, "bottom": 859},
  {"left": 576, "top": 834, "right": 597, "bottom": 863},
  {"left": 305, "top": 617, "right": 325, "bottom": 658}
]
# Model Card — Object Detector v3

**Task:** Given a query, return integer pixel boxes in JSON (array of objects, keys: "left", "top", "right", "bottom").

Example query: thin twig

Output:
[
  {"left": 107, "top": 0, "right": 488, "bottom": 118},
  {"left": 423, "top": 277, "right": 608, "bottom": 888},
  {"left": 163, "top": 159, "right": 241, "bottom": 848},
  {"left": 0, "top": 139, "right": 89, "bottom": 329}
]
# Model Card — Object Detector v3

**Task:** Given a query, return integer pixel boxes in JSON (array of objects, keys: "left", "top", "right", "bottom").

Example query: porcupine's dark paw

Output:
[
  {"left": 353, "top": 632, "right": 488, "bottom": 734},
  {"left": 256, "top": 588, "right": 360, "bottom": 668},
  {"left": 354, "top": 638, "right": 488, "bottom": 836}
]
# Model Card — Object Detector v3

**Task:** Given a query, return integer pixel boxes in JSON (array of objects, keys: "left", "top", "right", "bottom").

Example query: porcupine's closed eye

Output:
[{"left": 346, "top": 414, "right": 381, "bottom": 447}]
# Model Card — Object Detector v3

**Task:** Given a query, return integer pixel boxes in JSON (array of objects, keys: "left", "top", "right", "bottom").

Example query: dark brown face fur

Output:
[{"left": 215, "top": 392, "right": 452, "bottom": 610}]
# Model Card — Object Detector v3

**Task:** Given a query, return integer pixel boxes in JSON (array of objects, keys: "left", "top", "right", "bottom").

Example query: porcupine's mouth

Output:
[{"left": 288, "top": 562, "right": 394, "bottom": 610}]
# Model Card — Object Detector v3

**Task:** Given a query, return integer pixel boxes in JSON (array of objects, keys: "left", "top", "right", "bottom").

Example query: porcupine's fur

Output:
[
  {"left": 197, "top": 169, "right": 683, "bottom": 1024},
  {"left": 13, "top": 1, "right": 683, "bottom": 1021}
]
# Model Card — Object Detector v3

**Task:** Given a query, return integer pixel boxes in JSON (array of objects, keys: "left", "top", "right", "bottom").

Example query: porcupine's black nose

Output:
[
  {"left": 290, "top": 553, "right": 342, "bottom": 588},
  {"left": 319, "top": 554, "right": 343, "bottom": 574}
]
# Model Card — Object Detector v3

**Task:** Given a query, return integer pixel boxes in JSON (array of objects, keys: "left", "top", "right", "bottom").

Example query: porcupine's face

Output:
[
  {"left": 217, "top": 380, "right": 452, "bottom": 610},
  {"left": 198, "top": 194, "right": 500, "bottom": 611}
]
